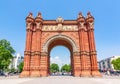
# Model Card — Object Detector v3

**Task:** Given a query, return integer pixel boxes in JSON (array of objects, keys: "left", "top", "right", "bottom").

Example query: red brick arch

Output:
[
  {"left": 20, "top": 12, "right": 101, "bottom": 77},
  {"left": 42, "top": 35, "right": 78, "bottom": 53}
]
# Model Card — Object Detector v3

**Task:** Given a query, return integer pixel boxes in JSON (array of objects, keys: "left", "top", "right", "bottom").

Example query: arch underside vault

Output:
[{"left": 20, "top": 12, "right": 101, "bottom": 77}]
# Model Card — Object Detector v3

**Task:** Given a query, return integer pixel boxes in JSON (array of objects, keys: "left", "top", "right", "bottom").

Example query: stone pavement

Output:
[{"left": 0, "top": 75, "right": 120, "bottom": 84}]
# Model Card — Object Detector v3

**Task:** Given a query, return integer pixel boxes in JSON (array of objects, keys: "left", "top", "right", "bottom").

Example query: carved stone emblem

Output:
[
  {"left": 89, "top": 22, "right": 94, "bottom": 29},
  {"left": 42, "top": 25, "right": 78, "bottom": 31},
  {"left": 56, "top": 17, "right": 64, "bottom": 23}
]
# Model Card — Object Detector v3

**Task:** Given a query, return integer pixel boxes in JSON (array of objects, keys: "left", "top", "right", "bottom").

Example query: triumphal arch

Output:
[{"left": 20, "top": 12, "right": 101, "bottom": 77}]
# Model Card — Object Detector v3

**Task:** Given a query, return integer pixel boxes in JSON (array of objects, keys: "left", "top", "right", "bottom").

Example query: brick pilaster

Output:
[
  {"left": 20, "top": 13, "right": 34, "bottom": 77},
  {"left": 86, "top": 12, "right": 101, "bottom": 77},
  {"left": 30, "top": 13, "right": 43, "bottom": 77},
  {"left": 77, "top": 12, "right": 91, "bottom": 76}
]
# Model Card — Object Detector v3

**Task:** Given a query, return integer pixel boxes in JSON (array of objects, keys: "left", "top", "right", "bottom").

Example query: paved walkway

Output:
[{"left": 0, "top": 76, "right": 120, "bottom": 84}]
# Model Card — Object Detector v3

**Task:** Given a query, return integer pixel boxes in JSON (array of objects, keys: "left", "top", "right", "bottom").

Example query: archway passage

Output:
[
  {"left": 49, "top": 46, "right": 71, "bottom": 76},
  {"left": 48, "top": 39, "right": 73, "bottom": 76},
  {"left": 20, "top": 12, "right": 101, "bottom": 77}
]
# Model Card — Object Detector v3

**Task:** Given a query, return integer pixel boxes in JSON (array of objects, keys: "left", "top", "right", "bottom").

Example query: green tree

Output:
[
  {"left": 18, "top": 62, "right": 24, "bottom": 73},
  {"left": 9, "top": 68, "right": 16, "bottom": 73},
  {"left": 0, "top": 46, "right": 13, "bottom": 71},
  {"left": 111, "top": 57, "right": 120, "bottom": 70},
  {"left": 50, "top": 63, "right": 59, "bottom": 73},
  {"left": 0, "top": 39, "right": 15, "bottom": 71},
  {"left": 0, "top": 39, "right": 15, "bottom": 54},
  {"left": 61, "top": 64, "right": 71, "bottom": 72}
]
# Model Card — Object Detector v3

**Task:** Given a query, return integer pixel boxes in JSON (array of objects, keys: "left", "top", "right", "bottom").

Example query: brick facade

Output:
[{"left": 20, "top": 12, "right": 101, "bottom": 77}]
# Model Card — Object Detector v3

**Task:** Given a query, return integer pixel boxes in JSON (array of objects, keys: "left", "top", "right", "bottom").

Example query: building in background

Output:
[
  {"left": 9, "top": 53, "right": 24, "bottom": 70},
  {"left": 98, "top": 56, "right": 120, "bottom": 72}
]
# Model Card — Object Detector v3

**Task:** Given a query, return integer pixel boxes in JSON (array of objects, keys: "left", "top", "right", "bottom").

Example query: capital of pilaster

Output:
[
  {"left": 26, "top": 28, "right": 32, "bottom": 32},
  {"left": 31, "top": 51, "right": 35, "bottom": 56},
  {"left": 90, "top": 51, "right": 97, "bottom": 55},
  {"left": 78, "top": 27, "right": 85, "bottom": 31},
  {"left": 87, "top": 22, "right": 94, "bottom": 31},
  {"left": 34, "top": 51, "right": 41, "bottom": 55},
  {"left": 73, "top": 52, "right": 80, "bottom": 56},
  {"left": 41, "top": 52, "right": 48, "bottom": 56},
  {"left": 24, "top": 51, "right": 31, "bottom": 55},
  {"left": 80, "top": 51, "right": 88, "bottom": 55},
  {"left": 35, "top": 22, "right": 42, "bottom": 31}
]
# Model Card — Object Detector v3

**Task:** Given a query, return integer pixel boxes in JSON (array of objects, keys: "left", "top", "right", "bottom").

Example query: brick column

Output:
[
  {"left": 86, "top": 12, "right": 101, "bottom": 77},
  {"left": 73, "top": 52, "right": 81, "bottom": 76},
  {"left": 20, "top": 13, "right": 34, "bottom": 77},
  {"left": 40, "top": 52, "right": 48, "bottom": 77},
  {"left": 77, "top": 13, "right": 91, "bottom": 76},
  {"left": 30, "top": 13, "right": 43, "bottom": 77},
  {"left": 29, "top": 26, "right": 37, "bottom": 76}
]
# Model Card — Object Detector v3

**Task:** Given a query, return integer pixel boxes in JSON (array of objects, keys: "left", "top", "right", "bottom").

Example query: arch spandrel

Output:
[{"left": 41, "top": 34, "right": 79, "bottom": 53}]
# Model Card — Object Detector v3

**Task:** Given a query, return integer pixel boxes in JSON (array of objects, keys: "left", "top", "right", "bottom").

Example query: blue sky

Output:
[{"left": 0, "top": 0, "right": 120, "bottom": 64}]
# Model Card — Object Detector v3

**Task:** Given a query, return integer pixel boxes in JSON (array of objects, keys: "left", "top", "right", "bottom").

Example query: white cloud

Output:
[
  {"left": 50, "top": 56, "right": 71, "bottom": 69},
  {"left": 50, "top": 56, "right": 63, "bottom": 68}
]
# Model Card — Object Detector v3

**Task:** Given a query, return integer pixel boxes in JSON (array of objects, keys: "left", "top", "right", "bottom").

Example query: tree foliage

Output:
[
  {"left": 50, "top": 63, "right": 59, "bottom": 73},
  {"left": 0, "top": 39, "right": 15, "bottom": 71},
  {"left": 9, "top": 68, "right": 16, "bottom": 73},
  {"left": 111, "top": 57, "right": 120, "bottom": 70},
  {"left": 61, "top": 64, "right": 71, "bottom": 72},
  {"left": 0, "top": 46, "right": 13, "bottom": 71},
  {"left": 18, "top": 62, "right": 24, "bottom": 73},
  {"left": 0, "top": 39, "right": 15, "bottom": 54}
]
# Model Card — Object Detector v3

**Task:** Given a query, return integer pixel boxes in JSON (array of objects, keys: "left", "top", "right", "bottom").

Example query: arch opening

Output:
[
  {"left": 47, "top": 38, "right": 74, "bottom": 76},
  {"left": 50, "top": 46, "right": 71, "bottom": 76}
]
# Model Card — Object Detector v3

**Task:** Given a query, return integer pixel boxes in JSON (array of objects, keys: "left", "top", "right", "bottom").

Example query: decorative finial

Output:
[
  {"left": 79, "top": 12, "right": 82, "bottom": 15},
  {"left": 38, "top": 12, "right": 41, "bottom": 15},
  {"left": 29, "top": 12, "right": 33, "bottom": 16},
  {"left": 27, "top": 12, "right": 34, "bottom": 18},
  {"left": 87, "top": 12, "right": 91, "bottom": 15},
  {"left": 37, "top": 12, "right": 42, "bottom": 18},
  {"left": 86, "top": 11, "right": 93, "bottom": 19},
  {"left": 78, "top": 12, "right": 84, "bottom": 19}
]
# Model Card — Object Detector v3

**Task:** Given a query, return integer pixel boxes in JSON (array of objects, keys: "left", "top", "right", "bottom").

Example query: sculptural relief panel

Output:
[{"left": 42, "top": 25, "right": 78, "bottom": 31}]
